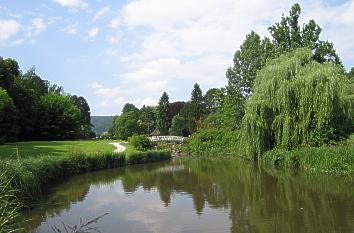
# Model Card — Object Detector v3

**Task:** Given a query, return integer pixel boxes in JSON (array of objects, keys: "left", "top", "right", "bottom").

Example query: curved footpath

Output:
[{"left": 110, "top": 142, "right": 127, "bottom": 153}]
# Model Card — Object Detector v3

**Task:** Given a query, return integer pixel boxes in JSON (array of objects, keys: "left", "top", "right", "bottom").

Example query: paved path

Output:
[{"left": 110, "top": 142, "right": 127, "bottom": 153}]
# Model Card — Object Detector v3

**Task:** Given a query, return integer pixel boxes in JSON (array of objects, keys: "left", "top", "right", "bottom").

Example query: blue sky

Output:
[{"left": 0, "top": 0, "right": 353, "bottom": 115}]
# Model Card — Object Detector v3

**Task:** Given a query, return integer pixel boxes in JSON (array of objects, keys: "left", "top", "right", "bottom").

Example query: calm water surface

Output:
[{"left": 22, "top": 158, "right": 354, "bottom": 233}]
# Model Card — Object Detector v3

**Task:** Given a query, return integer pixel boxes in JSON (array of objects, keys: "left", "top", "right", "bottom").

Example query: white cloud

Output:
[
  {"left": 123, "top": 58, "right": 181, "bottom": 81},
  {"left": 88, "top": 0, "right": 354, "bottom": 114},
  {"left": 0, "top": 19, "right": 20, "bottom": 42},
  {"left": 88, "top": 82, "right": 103, "bottom": 89},
  {"left": 61, "top": 23, "right": 78, "bottom": 34},
  {"left": 109, "top": 18, "right": 121, "bottom": 29},
  {"left": 88, "top": 27, "right": 99, "bottom": 38},
  {"left": 93, "top": 6, "right": 110, "bottom": 21},
  {"left": 95, "top": 87, "right": 121, "bottom": 97},
  {"left": 132, "top": 98, "right": 157, "bottom": 107},
  {"left": 27, "top": 18, "right": 47, "bottom": 37},
  {"left": 53, "top": 0, "right": 88, "bottom": 9},
  {"left": 114, "top": 97, "right": 125, "bottom": 104},
  {"left": 106, "top": 35, "right": 119, "bottom": 44},
  {"left": 99, "top": 100, "right": 110, "bottom": 107},
  {"left": 106, "top": 48, "right": 120, "bottom": 58}
]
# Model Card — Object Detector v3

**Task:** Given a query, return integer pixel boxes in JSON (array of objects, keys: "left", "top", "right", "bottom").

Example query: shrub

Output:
[
  {"left": 125, "top": 150, "right": 171, "bottom": 165},
  {"left": 262, "top": 134, "right": 354, "bottom": 174},
  {"left": 187, "top": 129, "right": 239, "bottom": 156},
  {"left": 129, "top": 135, "right": 155, "bottom": 151}
]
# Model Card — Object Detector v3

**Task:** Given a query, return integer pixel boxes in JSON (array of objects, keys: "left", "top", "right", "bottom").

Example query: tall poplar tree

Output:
[{"left": 157, "top": 92, "right": 170, "bottom": 135}]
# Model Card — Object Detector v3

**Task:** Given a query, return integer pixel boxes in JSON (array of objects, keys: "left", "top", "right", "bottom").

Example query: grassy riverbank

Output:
[
  {"left": 0, "top": 140, "right": 171, "bottom": 232},
  {"left": 187, "top": 131, "right": 354, "bottom": 174},
  {"left": 262, "top": 135, "right": 354, "bottom": 175},
  {"left": 0, "top": 140, "right": 117, "bottom": 158}
]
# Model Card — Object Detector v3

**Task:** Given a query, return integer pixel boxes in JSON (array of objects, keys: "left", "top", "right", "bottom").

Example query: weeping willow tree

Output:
[{"left": 241, "top": 48, "right": 353, "bottom": 159}]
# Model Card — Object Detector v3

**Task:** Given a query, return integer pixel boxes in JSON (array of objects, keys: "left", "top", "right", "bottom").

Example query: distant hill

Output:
[{"left": 91, "top": 116, "right": 114, "bottom": 134}]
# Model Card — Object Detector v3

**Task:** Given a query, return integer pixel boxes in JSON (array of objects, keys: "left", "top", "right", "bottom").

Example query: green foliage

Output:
[
  {"left": 10, "top": 76, "right": 41, "bottom": 141},
  {"left": 221, "top": 92, "right": 244, "bottom": 129},
  {"left": 70, "top": 95, "right": 94, "bottom": 138},
  {"left": 0, "top": 57, "right": 94, "bottom": 142},
  {"left": 38, "top": 93, "right": 81, "bottom": 140},
  {"left": 110, "top": 104, "right": 157, "bottom": 139},
  {"left": 129, "top": 135, "right": 155, "bottom": 151},
  {"left": 347, "top": 67, "right": 354, "bottom": 79},
  {"left": 0, "top": 172, "right": 21, "bottom": 233},
  {"left": 0, "top": 57, "right": 19, "bottom": 91},
  {"left": 187, "top": 129, "right": 239, "bottom": 156},
  {"left": 157, "top": 92, "right": 170, "bottom": 135},
  {"left": 268, "top": 3, "right": 340, "bottom": 64},
  {"left": 224, "top": 4, "right": 342, "bottom": 132},
  {"left": 226, "top": 31, "right": 274, "bottom": 98},
  {"left": 139, "top": 105, "right": 157, "bottom": 134},
  {"left": 0, "top": 149, "right": 171, "bottom": 218},
  {"left": 0, "top": 88, "right": 18, "bottom": 142},
  {"left": 111, "top": 110, "right": 141, "bottom": 140},
  {"left": 204, "top": 88, "right": 225, "bottom": 114},
  {"left": 170, "top": 114, "right": 190, "bottom": 136},
  {"left": 178, "top": 83, "right": 207, "bottom": 134},
  {"left": 240, "top": 48, "right": 353, "bottom": 159},
  {"left": 198, "top": 111, "right": 226, "bottom": 130},
  {"left": 262, "top": 135, "right": 354, "bottom": 174},
  {"left": 122, "top": 103, "right": 139, "bottom": 114},
  {"left": 125, "top": 150, "right": 171, "bottom": 165},
  {"left": 190, "top": 83, "right": 205, "bottom": 120}
]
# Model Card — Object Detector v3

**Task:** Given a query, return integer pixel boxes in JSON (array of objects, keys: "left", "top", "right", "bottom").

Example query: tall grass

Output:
[
  {"left": 0, "top": 149, "right": 171, "bottom": 232},
  {"left": 0, "top": 172, "right": 22, "bottom": 233},
  {"left": 0, "top": 150, "right": 170, "bottom": 202},
  {"left": 262, "top": 137, "right": 354, "bottom": 174}
]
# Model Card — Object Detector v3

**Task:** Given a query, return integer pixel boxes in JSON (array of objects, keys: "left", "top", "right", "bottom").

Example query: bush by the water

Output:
[
  {"left": 262, "top": 134, "right": 354, "bottom": 174},
  {"left": 129, "top": 135, "right": 155, "bottom": 151},
  {"left": 187, "top": 129, "right": 239, "bottom": 156},
  {"left": 126, "top": 150, "right": 170, "bottom": 164}
]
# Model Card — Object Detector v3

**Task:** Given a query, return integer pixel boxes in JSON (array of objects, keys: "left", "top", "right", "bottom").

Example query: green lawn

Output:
[{"left": 0, "top": 140, "right": 118, "bottom": 159}]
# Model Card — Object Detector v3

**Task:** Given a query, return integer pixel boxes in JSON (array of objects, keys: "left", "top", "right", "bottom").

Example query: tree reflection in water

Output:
[{"left": 22, "top": 159, "right": 354, "bottom": 233}]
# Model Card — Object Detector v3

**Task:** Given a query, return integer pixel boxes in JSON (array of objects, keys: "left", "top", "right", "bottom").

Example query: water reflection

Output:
[{"left": 22, "top": 158, "right": 354, "bottom": 233}]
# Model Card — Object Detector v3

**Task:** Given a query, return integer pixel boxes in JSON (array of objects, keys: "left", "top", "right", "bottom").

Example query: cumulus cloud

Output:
[
  {"left": 53, "top": 0, "right": 87, "bottom": 9},
  {"left": 106, "top": 48, "right": 120, "bottom": 58},
  {"left": 88, "top": 27, "right": 99, "bottom": 38},
  {"left": 123, "top": 58, "right": 181, "bottom": 81},
  {"left": 106, "top": 35, "right": 119, "bottom": 44},
  {"left": 132, "top": 98, "right": 157, "bottom": 107},
  {"left": 114, "top": 0, "right": 354, "bottom": 95},
  {"left": 88, "top": 82, "right": 103, "bottom": 89},
  {"left": 61, "top": 23, "right": 78, "bottom": 34},
  {"left": 93, "top": 6, "right": 110, "bottom": 21},
  {"left": 0, "top": 19, "right": 20, "bottom": 42},
  {"left": 27, "top": 18, "right": 47, "bottom": 37},
  {"left": 109, "top": 18, "right": 121, "bottom": 29},
  {"left": 59, "top": 0, "right": 354, "bottom": 114}
]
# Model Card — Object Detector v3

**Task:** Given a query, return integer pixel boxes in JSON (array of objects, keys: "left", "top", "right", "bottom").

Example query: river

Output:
[{"left": 21, "top": 158, "right": 354, "bottom": 233}]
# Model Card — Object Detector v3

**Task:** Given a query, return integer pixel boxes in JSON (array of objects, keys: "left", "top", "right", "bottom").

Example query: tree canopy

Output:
[
  {"left": 241, "top": 48, "right": 353, "bottom": 159},
  {"left": 0, "top": 57, "right": 94, "bottom": 142}
]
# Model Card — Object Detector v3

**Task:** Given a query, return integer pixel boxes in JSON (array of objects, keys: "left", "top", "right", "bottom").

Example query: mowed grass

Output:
[{"left": 0, "top": 140, "right": 117, "bottom": 159}]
